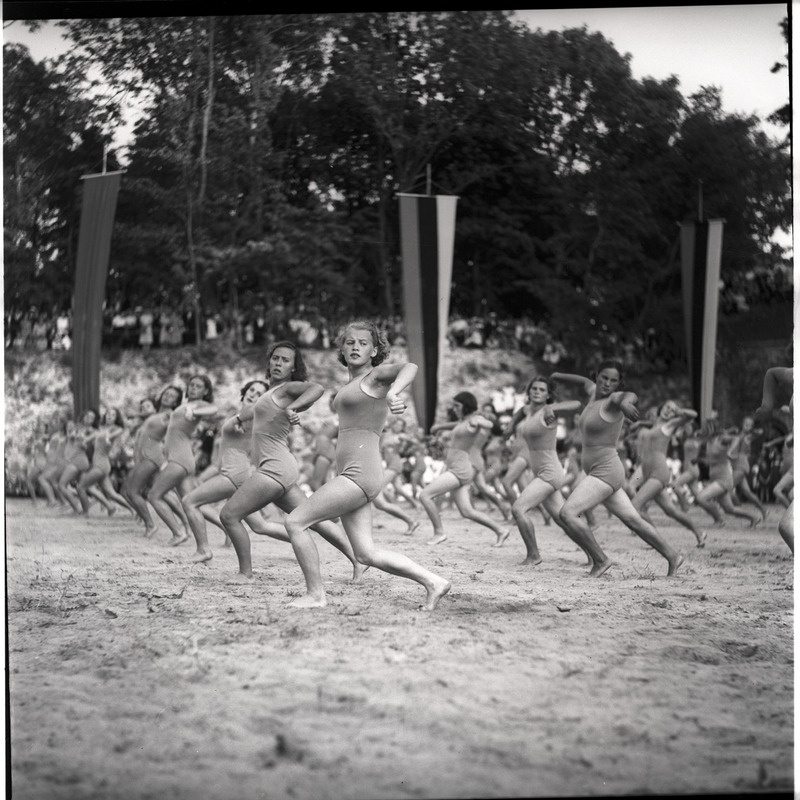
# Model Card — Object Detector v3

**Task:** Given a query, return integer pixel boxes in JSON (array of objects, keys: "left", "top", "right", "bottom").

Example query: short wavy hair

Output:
[
  {"left": 240, "top": 379, "right": 269, "bottom": 401},
  {"left": 336, "top": 320, "right": 389, "bottom": 367},
  {"left": 266, "top": 340, "right": 308, "bottom": 382}
]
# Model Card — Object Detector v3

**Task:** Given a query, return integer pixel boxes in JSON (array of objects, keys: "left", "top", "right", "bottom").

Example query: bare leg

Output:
[
  {"left": 284, "top": 476, "right": 450, "bottom": 610},
  {"left": 474, "top": 471, "right": 511, "bottom": 520},
  {"left": 124, "top": 461, "right": 158, "bottom": 534},
  {"left": 276, "top": 486, "right": 365, "bottom": 582},
  {"left": 373, "top": 489, "right": 418, "bottom": 533},
  {"left": 99, "top": 475, "right": 136, "bottom": 515},
  {"left": 148, "top": 463, "right": 190, "bottom": 543},
  {"left": 694, "top": 482, "right": 726, "bottom": 526},
  {"left": 182, "top": 475, "right": 235, "bottom": 562},
  {"left": 419, "top": 472, "right": 463, "bottom": 544},
  {"left": 735, "top": 477, "right": 766, "bottom": 519},
  {"left": 501, "top": 457, "right": 528, "bottom": 504},
  {"left": 219, "top": 472, "right": 287, "bottom": 580},
  {"left": 653, "top": 491, "right": 706, "bottom": 546},
  {"left": 778, "top": 500, "right": 793, "bottom": 553},
  {"left": 37, "top": 471, "right": 59, "bottom": 505},
  {"left": 309, "top": 456, "right": 333, "bottom": 491},
  {"left": 604, "top": 490, "right": 683, "bottom": 576},
  {"left": 718, "top": 492, "right": 761, "bottom": 526},
  {"left": 452, "top": 484, "right": 509, "bottom": 546},
  {"left": 558, "top": 476, "right": 614, "bottom": 576},
  {"left": 58, "top": 464, "right": 84, "bottom": 514}
]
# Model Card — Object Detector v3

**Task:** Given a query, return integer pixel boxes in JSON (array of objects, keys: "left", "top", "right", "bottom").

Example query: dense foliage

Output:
[{"left": 3, "top": 12, "right": 792, "bottom": 368}]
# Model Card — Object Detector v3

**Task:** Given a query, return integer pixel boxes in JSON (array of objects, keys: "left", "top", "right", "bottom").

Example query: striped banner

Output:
[
  {"left": 398, "top": 193, "right": 458, "bottom": 433},
  {"left": 72, "top": 171, "right": 123, "bottom": 418},
  {"left": 680, "top": 219, "right": 724, "bottom": 423}
]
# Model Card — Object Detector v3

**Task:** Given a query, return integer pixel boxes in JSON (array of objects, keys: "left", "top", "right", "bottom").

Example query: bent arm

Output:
[{"left": 551, "top": 372, "right": 595, "bottom": 396}]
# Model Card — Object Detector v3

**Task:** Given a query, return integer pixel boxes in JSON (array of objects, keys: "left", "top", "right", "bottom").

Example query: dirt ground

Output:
[{"left": 5, "top": 495, "right": 794, "bottom": 799}]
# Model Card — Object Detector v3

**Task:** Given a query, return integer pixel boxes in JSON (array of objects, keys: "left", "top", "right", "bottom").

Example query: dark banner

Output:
[
  {"left": 398, "top": 193, "right": 458, "bottom": 433},
  {"left": 680, "top": 219, "right": 724, "bottom": 422},
  {"left": 72, "top": 171, "right": 123, "bottom": 418}
]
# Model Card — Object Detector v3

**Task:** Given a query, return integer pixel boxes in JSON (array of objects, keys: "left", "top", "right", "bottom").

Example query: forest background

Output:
[{"left": 3, "top": 11, "right": 794, "bottom": 425}]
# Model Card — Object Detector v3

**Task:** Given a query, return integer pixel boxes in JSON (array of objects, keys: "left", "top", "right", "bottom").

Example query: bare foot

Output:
[
  {"left": 144, "top": 526, "right": 158, "bottom": 539},
  {"left": 519, "top": 556, "right": 543, "bottom": 566},
  {"left": 713, "top": 518, "right": 726, "bottom": 528},
  {"left": 191, "top": 550, "right": 213, "bottom": 564},
  {"left": 696, "top": 530, "right": 707, "bottom": 548},
  {"left": 493, "top": 528, "right": 511, "bottom": 548},
  {"left": 106, "top": 506, "right": 116, "bottom": 517},
  {"left": 749, "top": 515, "right": 763, "bottom": 529},
  {"left": 427, "top": 534, "right": 448, "bottom": 545},
  {"left": 421, "top": 578, "right": 451, "bottom": 611},
  {"left": 667, "top": 553, "right": 684, "bottom": 577},
  {"left": 404, "top": 521, "right": 420, "bottom": 536},
  {"left": 167, "top": 534, "right": 189, "bottom": 547},
  {"left": 228, "top": 572, "right": 252, "bottom": 584},
  {"left": 350, "top": 562, "right": 369, "bottom": 583},
  {"left": 588, "top": 558, "right": 613, "bottom": 578},
  {"left": 288, "top": 593, "right": 327, "bottom": 608}
]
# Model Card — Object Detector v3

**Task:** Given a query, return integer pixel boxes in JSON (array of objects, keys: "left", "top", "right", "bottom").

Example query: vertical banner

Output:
[
  {"left": 680, "top": 219, "right": 724, "bottom": 423},
  {"left": 72, "top": 171, "right": 123, "bottom": 418},
  {"left": 398, "top": 193, "right": 458, "bottom": 433}
]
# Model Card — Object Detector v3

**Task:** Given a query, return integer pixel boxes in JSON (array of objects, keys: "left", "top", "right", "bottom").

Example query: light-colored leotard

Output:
[
  {"left": 444, "top": 419, "right": 481, "bottom": 486},
  {"left": 165, "top": 408, "right": 198, "bottom": 475},
  {"left": 639, "top": 424, "right": 671, "bottom": 486},
  {"left": 219, "top": 414, "right": 253, "bottom": 489},
  {"left": 706, "top": 437, "right": 734, "bottom": 492},
  {"left": 252, "top": 390, "right": 298, "bottom": 493},
  {"left": 138, "top": 413, "right": 169, "bottom": 468},
  {"left": 91, "top": 431, "right": 114, "bottom": 476},
  {"left": 334, "top": 374, "right": 387, "bottom": 501},
  {"left": 517, "top": 408, "right": 566, "bottom": 491},
  {"left": 578, "top": 399, "right": 626, "bottom": 491}
]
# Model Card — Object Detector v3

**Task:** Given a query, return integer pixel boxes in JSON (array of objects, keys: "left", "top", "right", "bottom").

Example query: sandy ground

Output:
[{"left": 5, "top": 495, "right": 794, "bottom": 799}]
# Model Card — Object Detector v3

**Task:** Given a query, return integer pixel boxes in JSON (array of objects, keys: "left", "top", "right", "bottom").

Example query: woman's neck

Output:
[{"left": 348, "top": 363, "right": 371, "bottom": 381}]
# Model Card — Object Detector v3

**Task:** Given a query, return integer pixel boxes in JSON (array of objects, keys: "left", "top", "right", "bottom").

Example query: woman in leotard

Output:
[
  {"left": 505, "top": 375, "right": 585, "bottom": 565},
  {"left": 630, "top": 400, "right": 707, "bottom": 547},
  {"left": 694, "top": 419, "right": 762, "bottom": 528},
  {"left": 755, "top": 365, "right": 793, "bottom": 552},
  {"left": 76, "top": 407, "right": 136, "bottom": 516},
  {"left": 219, "top": 341, "right": 365, "bottom": 583},
  {"left": 671, "top": 421, "right": 715, "bottom": 518},
  {"left": 58, "top": 409, "right": 109, "bottom": 514},
  {"left": 551, "top": 361, "right": 683, "bottom": 578},
  {"left": 372, "top": 429, "right": 419, "bottom": 535},
  {"left": 283, "top": 321, "right": 451, "bottom": 610},
  {"left": 470, "top": 405, "right": 512, "bottom": 519},
  {"left": 183, "top": 379, "right": 295, "bottom": 563},
  {"left": 728, "top": 416, "right": 767, "bottom": 520},
  {"left": 419, "top": 391, "right": 511, "bottom": 547},
  {"left": 148, "top": 375, "right": 219, "bottom": 546},
  {"left": 23, "top": 422, "right": 50, "bottom": 506},
  {"left": 123, "top": 387, "right": 187, "bottom": 536},
  {"left": 501, "top": 431, "right": 532, "bottom": 505},
  {"left": 38, "top": 413, "right": 69, "bottom": 508}
]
